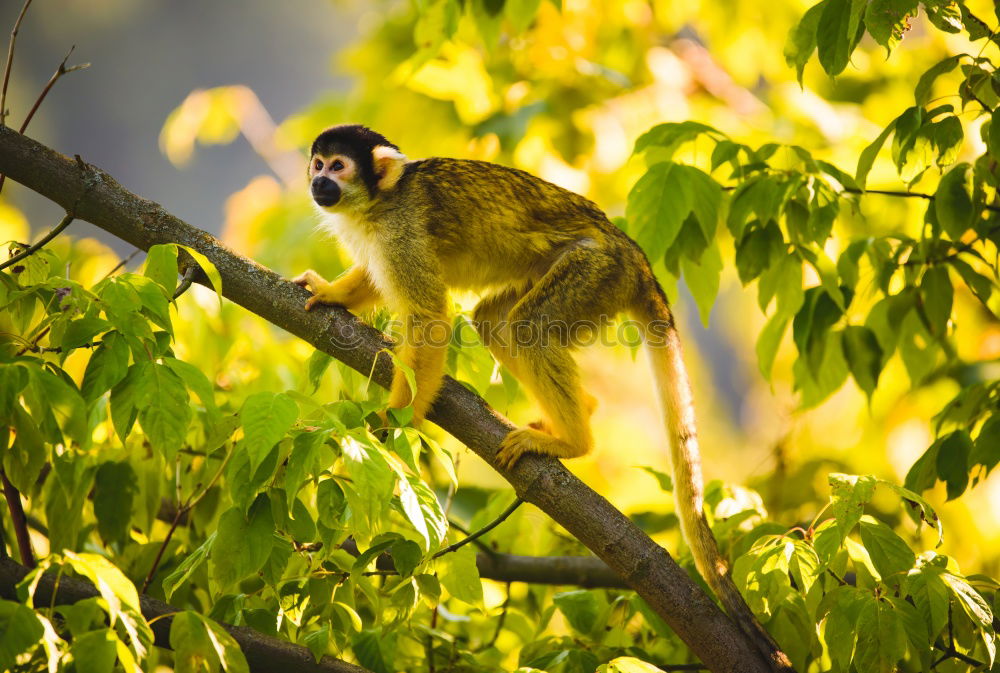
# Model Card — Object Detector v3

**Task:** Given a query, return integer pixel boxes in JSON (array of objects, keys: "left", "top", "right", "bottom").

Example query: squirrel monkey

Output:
[{"left": 292, "top": 124, "right": 779, "bottom": 658}]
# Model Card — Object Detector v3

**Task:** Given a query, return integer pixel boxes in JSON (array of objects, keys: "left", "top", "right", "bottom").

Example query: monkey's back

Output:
[{"left": 391, "top": 158, "right": 641, "bottom": 290}]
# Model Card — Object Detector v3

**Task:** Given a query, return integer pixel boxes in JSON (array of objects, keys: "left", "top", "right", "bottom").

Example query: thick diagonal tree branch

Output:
[
  {"left": 0, "top": 556, "right": 371, "bottom": 673},
  {"left": 0, "top": 126, "right": 789, "bottom": 673}
]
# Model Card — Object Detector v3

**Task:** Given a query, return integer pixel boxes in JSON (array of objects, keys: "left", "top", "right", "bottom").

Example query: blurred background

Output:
[{"left": 3, "top": 0, "right": 998, "bottom": 578}]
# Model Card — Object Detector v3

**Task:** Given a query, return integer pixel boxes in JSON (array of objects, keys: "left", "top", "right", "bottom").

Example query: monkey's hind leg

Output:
[
  {"left": 496, "top": 343, "right": 594, "bottom": 469},
  {"left": 489, "top": 241, "right": 630, "bottom": 469},
  {"left": 475, "top": 288, "right": 593, "bottom": 466}
]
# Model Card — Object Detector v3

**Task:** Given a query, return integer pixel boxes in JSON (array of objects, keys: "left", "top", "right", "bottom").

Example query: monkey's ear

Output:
[{"left": 372, "top": 145, "right": 407, "bottom": 191}]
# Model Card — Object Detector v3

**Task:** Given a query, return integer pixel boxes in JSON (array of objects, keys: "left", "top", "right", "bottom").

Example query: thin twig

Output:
[
  {"left": 102, "top": 248, "right": 141, "bottom": 279},
  {"left": 0, "top": 47, "right": 89, "bottom": 194},
  {"left": 141, "top": 445, "right": 235, "bottom": 593},
  {"left": 433, "top": 498, "right": 523, "bottom": 559},
  {"left": 19, "top": 46, "right": 89, "bottom": 134},
  {"left": 0, "top": 469, "right": 34, "bottom": 568},
  {"left": 0, "top": 213, "right": 74, "bottom": 272},
  {"left": 0, "top": 0, "right": 33, "bottom": 127},
  {"left": 445, "top": 517, "right": 495, "bottom": 556}
]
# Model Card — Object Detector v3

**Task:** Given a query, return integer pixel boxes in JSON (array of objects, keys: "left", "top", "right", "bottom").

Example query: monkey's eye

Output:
[
  {"left": 332, "top": 159, "right": 345, "bottom": 171},
  {"left": 313, "top": 159, "right": 323, "bottom": 171}
]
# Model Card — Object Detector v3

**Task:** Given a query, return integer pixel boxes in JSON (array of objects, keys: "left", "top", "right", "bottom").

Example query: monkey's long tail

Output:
[{"left": 637, "top": 289, "right": 794, "bottom": 673}]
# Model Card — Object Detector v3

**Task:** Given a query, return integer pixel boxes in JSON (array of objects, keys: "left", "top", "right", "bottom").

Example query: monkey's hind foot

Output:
[{"left": 496, "top": 427, "right": 588, "bottom": 470}]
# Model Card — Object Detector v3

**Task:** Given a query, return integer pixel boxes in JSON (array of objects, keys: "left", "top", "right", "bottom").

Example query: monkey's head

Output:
[{"left": 308, "top": 124, "right": 407, "bottom": 212}]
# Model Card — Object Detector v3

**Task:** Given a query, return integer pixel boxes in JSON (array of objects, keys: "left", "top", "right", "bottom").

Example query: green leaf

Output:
[
  {"left": 924, "top": 0, "right": 963, "bottom": 33},
  {"left": 920, "top": 265, "right": 953, "bottom": 337},
  {"left": 935, "top": 162, "right": 974, "bottom": 239},
  {"left": 504, "top": 0, "right": 542, "bottom": 32},
  {"left": 396, "top": 474, "right": 447, "bottom": 551},
  {"left": 864, "top": 0, "right": 917, "bottom": 51},
  {"left": 626, "top": 163, "right": 692, "bottom": 262},
  {"left": 914, "top": 55, "right": 964, "bottom": 106},
  {"left": 842, "top": 325, "right": 883, "bottom": 398},
  {"left": 858, "top": 516, "right": 916, "bottom": 579},
  {"left": 972, "top": 415, "right": 1000, "bottom": 474},
  {"left": 307, "top": 350, "right": 333, "bottom": 392},
  {"left": 436, "top": 545, "right": 483, "bottom": 606},
  {"left": 62, "top": 551, "right": 150, "bottom": 657},
  {"left": 176, "top": 244, "right": 224, "bottom": 308},
  {"left": 0, "top": 600, "right": 44, "bottom": 671},
  {"left": 163, "top": 532, "right": 216, "bottom": 600},
  {"left": 904, "top": 564, "right": 949, "bottom": 640},
  {"left": 391, "top": 539, "right": 423, "bottom": 577},
  {"left": 735, "top": 220, "right": 784, "bottom": 285},
  {"left": 81, "top": 332, "right": 130, "bottom": 403},
  {"left": 927, "top": 115, "right": 963, "bottom": 168},
  {"left": 70, "top": 628, "right": 118, "bottom": 673},
  {"left": 828, "top": 473, "right": 876, "bottom": 544},
  {"left": 856, "top": 122, "right": 896, "bottom": 189},
  {"left": 285, "top": 429, "right": 329, "bottom": 501},
  {"left": 853, "top": 595, "right": 907, "bottom": 673},
  {"left": 554, "top": 590, "right": 605, "bottom": 635},
  {"left": 240, "top": 391, "right": 298, "bottom": 472},
  {"left": 935, "top": 430, "right": 972, "bottom": 500},
  {"left": 639, "top": 466, "right": 673, "bottom": 492},
  {"left": 93, "top": 461, "right": 139, "bottom": 548},
  {"left": 816, "top": 0, "right": 865, "bottom": 76},
  {"left": 137, "top": 363, "right": 192, "bottom": 461},
  {"left": 758, "top": 253, "right": 804, "bottom": 317},
  {"left": 352, "top": 629, "right": 395, "bottom": 673},
  {"left": 756, "top": 313, "right": 789, "bottom": 382},
  {"left": 792, "top": 286, "right": 844, "bottom": 377},
  {"left": 144, "top": 243, "right": 179, "bottom": 296},
  {"left": 680, "top": 241, "right": 722, "bottom": 326},
  {"left": 943, "top": 572, "right": 994, "bottom": 630},
  {"left": 784, "top": 0, "right": 826, "bottom": 84},
  {"left": 877, "top": 479, "right": 943, "bottom": 544},
  {"left": 211, "top": 496, "right": 275, "bottom": 590},
  {"left": 60, "top": 315, "right": 110, "bottom": 351},
  {"left": 988, "top": 108, "right": 1000, "bottom": 159},
  {"left": 633, "top": 121, "right": 720, "bottom": 154}
]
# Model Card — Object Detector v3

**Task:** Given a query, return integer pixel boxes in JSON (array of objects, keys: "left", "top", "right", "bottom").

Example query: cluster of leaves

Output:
[
  {"left": 1, "top": 242, "right": 475, "bottom": 671},
  {"left": 624, "top": 22, "right": 1000, "bottom": 510},
  {"left": 730, "top": 474, "right": 997, "bottom": 672}
]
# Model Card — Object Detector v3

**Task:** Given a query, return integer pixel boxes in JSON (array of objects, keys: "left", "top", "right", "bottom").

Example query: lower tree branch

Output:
[
  {"left": 340, "top": 538, "right": 630, "bottom": 589},
  {"left": 0, "top": 126, "right": 789, "bottom": 673},
  {"left": 0, "top": 556, "right": 371, "bottom": 673}
]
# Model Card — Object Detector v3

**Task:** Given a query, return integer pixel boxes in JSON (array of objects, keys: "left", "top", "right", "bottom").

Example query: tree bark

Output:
[
  {"left": 0, "top": 556, "right": 371, "bottom": 673},
  {"left": 0, "top": 126, "right": 791, "bottom": 673}
]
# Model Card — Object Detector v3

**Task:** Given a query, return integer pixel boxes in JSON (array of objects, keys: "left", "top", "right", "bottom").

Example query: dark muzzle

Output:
[{"left": 311, "top": 176, "right": 341, "bottom": 207}]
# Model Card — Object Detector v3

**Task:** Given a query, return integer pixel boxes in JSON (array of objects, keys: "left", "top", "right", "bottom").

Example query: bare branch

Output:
[
  {"left": 0, "top": 126, "right": 789, "bottom": 673},
  {"left": 0, "top": 0, "right": 33, "bottom": 127}
]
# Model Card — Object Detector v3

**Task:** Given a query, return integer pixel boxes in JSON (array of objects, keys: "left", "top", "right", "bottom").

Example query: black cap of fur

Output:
[{"left": 310, "top": 125, "right": 400, "bottom": 197}]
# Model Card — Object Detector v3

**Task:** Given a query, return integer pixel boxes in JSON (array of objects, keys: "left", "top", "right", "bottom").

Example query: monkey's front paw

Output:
[{"left": 290, "top": 270, "right": 340, "bottom": 311}]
